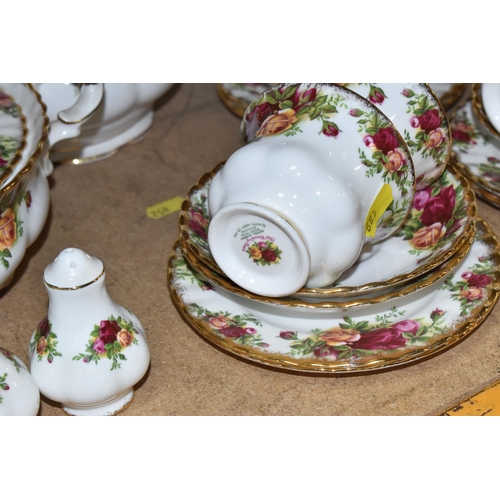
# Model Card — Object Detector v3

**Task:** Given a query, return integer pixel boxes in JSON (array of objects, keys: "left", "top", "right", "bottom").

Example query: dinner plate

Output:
[
  {"left": 0, "top": 87, "right": 27, "bottom": 184},
  {"left": 178, "top": 162, "right": 476, "bottom": 297},
  {"left": 168, "top": 217, "right": 500, "bottom": 374},
  {"left": 451, "top": 98, "right": 500, "bottom": 196}
]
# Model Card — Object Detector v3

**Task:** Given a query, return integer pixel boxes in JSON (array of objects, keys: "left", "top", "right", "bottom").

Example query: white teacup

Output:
[
  {"left": 344, "top": 83, "right": 451, "bottom": 189},
  {"left": 480, "top": 83, "right": 500, "bottom": 136},
  {"left": 208, "top": 84, "right": 415, "bottom": 297}
]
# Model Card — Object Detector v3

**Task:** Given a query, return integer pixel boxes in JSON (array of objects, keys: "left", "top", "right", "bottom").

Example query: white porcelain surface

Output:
[
  {"left": 28, "top": 248, "right": 151, "bottom": 416},
  {"left": 0, "top": 347, "right": 40, "bottom": 416},
  {"left": 37, "top": 83, "right": 173, "bottom": 164},
  {"left": 181, "top": 163, "right": 474, "bottom": 297},
  {"left": 209, "top": 84, "right": 415, "bottom": 296},
  {"left": 169, "top": 216, "right": 499, "bottom": 373},
  {"left": 0, "top": 84, "right": 51, "bottom": 289},
  {"left": 481, "top": 83, "right": 500, "bottom": 136},
  {"left": 346, "top": 83, "right": 451, "bottom": 189}
]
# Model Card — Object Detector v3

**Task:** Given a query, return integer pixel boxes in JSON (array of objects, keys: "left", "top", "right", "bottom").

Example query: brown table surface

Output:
[{"left": 1, "top": 83, "right": 499, "bottom": 416}]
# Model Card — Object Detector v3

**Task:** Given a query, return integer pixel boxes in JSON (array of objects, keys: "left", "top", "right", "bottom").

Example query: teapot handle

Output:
[{"left": 48, "top": 83, "right": 104, "bottom": 148}]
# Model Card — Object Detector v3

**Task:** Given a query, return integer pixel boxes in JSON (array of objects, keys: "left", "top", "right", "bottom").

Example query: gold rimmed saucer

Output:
[
  {"left": 178, "top": 220, "right": 475, "bottom": 311},
  {"left": 431, "top": 83, "right": 468, "bottom": 111},
  {"left": 178, "top": 162, "right": 477, "bottom": 297},
  {"left": 168, "top": 217, "right": 500, "bottom": 374}
]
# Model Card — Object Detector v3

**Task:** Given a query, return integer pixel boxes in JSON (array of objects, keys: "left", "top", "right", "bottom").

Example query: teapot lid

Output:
[{"left": 44, "top": 248, "right": 104, "bottom": 289}]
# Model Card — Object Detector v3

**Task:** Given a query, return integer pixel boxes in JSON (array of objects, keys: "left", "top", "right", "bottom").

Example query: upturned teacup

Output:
[{"left": 208, "top": 83, "right": 416, "bottom": 297}]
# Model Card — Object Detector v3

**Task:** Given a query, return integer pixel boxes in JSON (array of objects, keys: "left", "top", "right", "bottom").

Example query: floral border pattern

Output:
[
  {"left": 30, "top": 317, "right": 62, "bottom": 363},
  {"left": 73, "top": 316, "right": 140, "bottom": 371}
]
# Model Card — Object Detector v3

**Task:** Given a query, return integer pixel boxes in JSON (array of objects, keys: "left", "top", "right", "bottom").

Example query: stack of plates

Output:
[
  {"left": 450, "top": 84, "right": 500, "bottom": 208},
  {"left": 168, "top": 160, "right": 500, "bottom": 374}
]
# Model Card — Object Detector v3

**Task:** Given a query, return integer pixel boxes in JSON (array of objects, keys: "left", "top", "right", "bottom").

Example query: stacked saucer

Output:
[
  {"left": 169, "top": 84, "right": 500, "bottom": 374},
  {"left": 449, "top": 83, "right": 500, "bottom": 208}
]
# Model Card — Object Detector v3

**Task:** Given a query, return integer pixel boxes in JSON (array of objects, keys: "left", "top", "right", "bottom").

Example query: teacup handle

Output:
[{"left": 48, "top": 83, "right": 104, "bottom": 148}]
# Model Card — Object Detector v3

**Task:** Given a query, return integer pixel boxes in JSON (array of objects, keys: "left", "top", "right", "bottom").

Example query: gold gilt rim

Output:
[
  {"left": 215, "top": 83, "right": 251, "bottom": 119},
  {"left": 449, "top": 148, "right": 500, "bottom": 196},
  {"left": 469, "top": 180, "right": 500, "bottom": 209},
  {"left": 167, "top": 216, "right": 500, "bottom": 374},
  {"left": 0, "top": 91, "right": 28, "bottom": 186},
  {"left": 470, "top": 82, "right": 500, "bottom": 142},
  {"left": 44, "top": 265, "right": 105, "bottom": 291},
  {"left": 178, "top": 162, "right": 477, "bottom": 297},
  {"left": 0, "top": 84, "right": 50, "bottom": 196},
  {"left": 434, "top": 83, "right": 469, "bottom": 111},
  {"left": 178, "top": 220, "right": 475, "bottom": 310}
]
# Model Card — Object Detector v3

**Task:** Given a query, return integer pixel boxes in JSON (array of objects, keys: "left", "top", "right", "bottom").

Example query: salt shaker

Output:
[{"left": 28, "top": 248, "right": 150, "bottom": 416}]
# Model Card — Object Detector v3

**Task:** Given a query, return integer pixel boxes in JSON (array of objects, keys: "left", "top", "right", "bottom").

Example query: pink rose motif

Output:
[
  {"left": 261, "top": 249, "right": 277, "bottom": 262},
  {"left": 219, "top": 326, "right": 248, "bottom": 338},
  {"left": 463, "top": 273, "right": 493, "bottom": 288},
  {"left": 313, "top": 345, "right": 339, "bottom": 358},
  {"left": 402, "top": 89, "right": 415, "bottom": 98},
  {"left": 410, "top": 116, "right": 420, "bottom": 128},
  {"left": 208, "top": 316, "right": 230, "bottom": 329},
  {"left": 420, "top": 185, "right": 456, "bottom": 226},
  {"left": 363, "top": 135, "right": 375, "bottom": 148},
  {"left": 369, "top": 91, "right": 385, "bottom": 105},
  {"left": 0, "top": 93, "right": 14, "bottom": 107},
  {"left": 426, "top": 128, "right": 446, "bottom": 149},
  {"left": 413, "top": 188, "right": 432, "bottom": 210},
  {"left": 279, "top": 331, "right": 295, "bottom": 339},
  {"left": 37, "top": 317, "right": 51, "bottom": 339},
  {"left": 322, "top": 123, "right": 340, "bottom": 138},
  {"left": 419, "top": 108, "right": 441, "bottom": 133},
  {"left": 487, "top": 157, "right": 500, "bottom": 164},
  {"left": 0, "top": 158, "right": 6, "bottom": 167},
  {"left": 92, "top": 337, "right": 106, "bottom": 354},
  {"left": 188, "top": 210, "right": 208, "bottom": 239},
  {"left": 461, "top": 287, "right": 483, "bottom": 301},
  {"left": 371, "top": 127, "right": 399, "bottom": 155},
  {"left": 351, "top": 320, "right": 417, "bottom": 351},
  {"left": 386, "top": 148, "right": 406, "bottom": 172},
  {"left": 410, "top": 223, "right": 445, "bottom": 249},
  {"left": 289, "top": 87, "right": 317, "bottom": 111},
  {"left": 245, "top": 328, "right": 257, "bottom": 334},
  {"left": 117, "top": 329, "right": 133, "bottom": 347},
  {"left": 99, "top": 320, "right": 121, "bottom": 344},
  {"left": 431, "top": 309, "right": 444, "bottom": 321},
  {"left": 350, "top": 108, "right": 363, "bottom": 117},
  {"left": 258, "top": 241, "right": 266, "bottom": 248}
]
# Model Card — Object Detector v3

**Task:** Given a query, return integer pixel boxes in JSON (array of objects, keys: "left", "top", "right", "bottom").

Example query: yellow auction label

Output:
[
  {"left": 146, "top": 196, "right": 184, "bottom": 219},
  {"left": 364, "top": 184, "right": 393, "bottom": 238}
]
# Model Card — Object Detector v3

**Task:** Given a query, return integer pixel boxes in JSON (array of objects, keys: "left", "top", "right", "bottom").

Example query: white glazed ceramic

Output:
[
  {"left": 345, "top": 83, "right": 451, "bottom": 189},
  {"left": 28, "top": 248, "right": 151, "bottom": 416},
  {"left": 169, "top": 216, "right": 500, "bottom": 373},
  {"left": 37, "top": 83, "right": 173, "bottom": 164},
  {"left": 0, "top": 84, "right": 102, "bottom": 290},
  {"left": 479, "top": 83, "right": 500, "bottom": 136},
  {"left": 0, "top": 347, "right": 40, "bottom": 416},
  {"left": 209, "top": 84, "right": 415, "bottom": 296},
  {"left": 180, "top": 162, "right": 476, "bottom": 297}
]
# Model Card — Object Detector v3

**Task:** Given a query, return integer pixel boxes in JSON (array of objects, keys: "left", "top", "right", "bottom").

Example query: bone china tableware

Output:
[
  {"left": 0, "top": 83, "right": 102, "bottom": 290},
  {"left": 28, "top": 248, "right": 151, "bottom": 416},
  {"left": 450, "top": 97, "right": 500, "bottom": 197},
  {"left": 344, "top": 83, "right": 451, "bottom": 189},
  {"left": 169, "top": 217, "right": 500, "bottom": 374},
  {"left": 0, "top": 347, "right": 40, "bottom": 416},
  {"left": 37, "top": 83, "right": 173, "bottom": 164},
  {"left": 179, "top": 162, "right": 476, "bottom": 297},
  {"left": 209, "top": 83, "right": 416, "bottom": 296}
]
